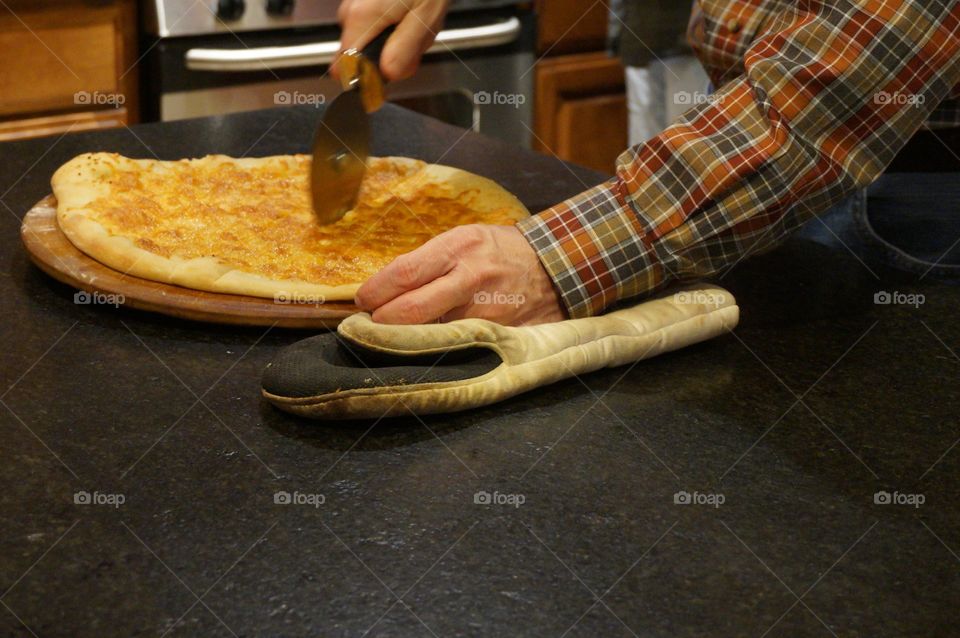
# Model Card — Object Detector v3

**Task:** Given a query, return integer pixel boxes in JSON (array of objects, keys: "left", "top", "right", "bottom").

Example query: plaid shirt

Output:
[{"left": 518, "top": 0, "right": 960, "bottom": 318}]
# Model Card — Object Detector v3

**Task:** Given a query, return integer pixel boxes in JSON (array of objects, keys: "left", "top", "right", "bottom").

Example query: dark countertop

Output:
[{"left": 1, "top": 105, "right": 958, "bottom": 637}]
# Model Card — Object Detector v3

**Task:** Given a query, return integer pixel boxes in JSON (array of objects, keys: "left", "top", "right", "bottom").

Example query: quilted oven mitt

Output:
[{"left": 262, "top": 286, "right": 739, "bottom": 420}]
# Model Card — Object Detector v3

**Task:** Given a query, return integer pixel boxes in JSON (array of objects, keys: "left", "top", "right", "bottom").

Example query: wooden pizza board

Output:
[{"left": 20, "top": 195, "right": 358, "bottom": 328}]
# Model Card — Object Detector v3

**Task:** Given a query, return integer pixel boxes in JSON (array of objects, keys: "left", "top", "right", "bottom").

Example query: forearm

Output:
[{"left": 521, "top": 0, "right": 960, "bottom": 318}]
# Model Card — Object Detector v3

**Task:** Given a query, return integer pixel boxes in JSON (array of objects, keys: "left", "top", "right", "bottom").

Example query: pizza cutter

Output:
[{"left": 310, "top": 28, "right": 392, "bottom": 225}]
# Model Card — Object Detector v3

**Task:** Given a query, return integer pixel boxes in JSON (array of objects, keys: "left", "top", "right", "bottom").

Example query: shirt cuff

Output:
[{"left": 516, "top": 179, "right": 665, "bottom": 319}]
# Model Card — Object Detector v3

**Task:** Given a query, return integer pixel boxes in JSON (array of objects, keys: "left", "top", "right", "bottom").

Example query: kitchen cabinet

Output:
[
  {"left": 536, "top": 0, "right": 609, "bottom": 55},
  {"left": 0, "top": 0, "right": 137, "bottom": 141},
  {"left": 533, "top": 0, "right": 626, "bottom": 174},
  {"left": 533, "top": 51, "right": 627, "bottom": 175}
]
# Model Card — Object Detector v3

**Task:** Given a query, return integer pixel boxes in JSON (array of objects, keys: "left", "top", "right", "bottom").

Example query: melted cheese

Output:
[{"left": 84, "top": 156, "right": 520, "bottom": 286}]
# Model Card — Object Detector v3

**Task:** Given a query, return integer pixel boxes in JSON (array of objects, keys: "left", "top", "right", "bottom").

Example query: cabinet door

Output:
[
  {"left": 534, "top": 52, "right": 627, "bottom": 174},
  {"left": 0, "top": 0, "right": 138, "bottom": 134},
  {"left": 536, "top": 0, "right": 610, "bottom": 55}
]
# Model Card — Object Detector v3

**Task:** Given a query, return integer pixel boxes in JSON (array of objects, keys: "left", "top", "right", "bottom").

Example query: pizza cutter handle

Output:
[{"left": 362, "top": 25, "right": 395, "bottom": 79}]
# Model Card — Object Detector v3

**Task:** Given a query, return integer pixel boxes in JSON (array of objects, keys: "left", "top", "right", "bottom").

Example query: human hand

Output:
[
  {"left": 337, "top": 0, "right": 450, "bottom": 81},
  {"left": 355, "top": 224, "right": 568, "bottom": 326}
]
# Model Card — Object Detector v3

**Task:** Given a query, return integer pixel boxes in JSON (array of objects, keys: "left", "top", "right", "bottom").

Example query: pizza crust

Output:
[{"left": 51, "top": 153, "right": 529, "bottom": 301}]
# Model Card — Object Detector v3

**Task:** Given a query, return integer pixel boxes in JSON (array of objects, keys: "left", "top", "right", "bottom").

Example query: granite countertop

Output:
[{"left": 1, "top": 105, "right": 957, "bottom": 637}]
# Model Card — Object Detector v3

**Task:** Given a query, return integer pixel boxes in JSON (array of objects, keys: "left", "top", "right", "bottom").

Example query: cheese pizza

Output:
[{"left": 51, "top": 153, "right": 529, "bottom": 300}]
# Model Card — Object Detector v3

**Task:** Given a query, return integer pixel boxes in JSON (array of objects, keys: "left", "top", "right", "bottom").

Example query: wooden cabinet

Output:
[
  {"left": 533, "top": 52, "right": 627, "bottom": 175},
  {"left": 0, "top": 0, "right": 138, "bottom": 141},
  {"left": 533, "top": 0, "right": 627, "bottom": 174},
  {"left": 536, "top": 0, "right": 610, "bottom": 56}
]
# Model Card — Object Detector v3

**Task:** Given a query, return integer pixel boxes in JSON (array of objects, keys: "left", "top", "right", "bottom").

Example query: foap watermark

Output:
[
  {"left": 674, "top": 90, "right": 723, "bottom": 107},
  {"left": 274, "top": 291, "right": 326, "bottom": 305},
  {"left": 473, "top": 90, "right": 526, "bottom": 108},
  {"left": 74, "top": 290, "right": 124, "bottom": 308},
  {"left": 74, "top": 490, "right": 125, "bottom": 508},
  {"left": 874, "top": 290, "right": 924, "bottom": 308},
  {"left": 474, "top": 490, "right": 525, "bottom": 508},
  {"left": 74, "top": 90, "right": 125, "bottom": 107},
  {"left": 874, "top": 91, "right": 925, "bottom": 107},
  {"left": 473, "top": 291, "right": 525, "bottom": 308},
  {"left": 674, "top": 490, "right": 725, "bottom": 508},
  {"left": 274, "top": 490, "right": 325, "bottom": 508},
  {"left": 274, "top": 90, "right": 326, "bottom": 107},
  {"left": 874, "top": 490, "right": 924, "bottom": 508},
  {"left": 673, "top": 290, "right": 726, "bottom": 308}
]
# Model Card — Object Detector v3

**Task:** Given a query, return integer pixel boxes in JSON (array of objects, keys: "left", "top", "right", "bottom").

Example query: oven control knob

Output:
[
  {"left": 216, "top": 0, "right": 245, "bottom": 20},
  {"left": 266, "top": 0, "right": 294, "bottom": 16}
]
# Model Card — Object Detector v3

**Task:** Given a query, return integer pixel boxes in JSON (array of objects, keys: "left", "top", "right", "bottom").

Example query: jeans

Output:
[
  {"left": 794, "top": 173, "right": 960, "bottom": 279},
  {"left": 625, "top": 59, "right": 710, "bottom": 146}
]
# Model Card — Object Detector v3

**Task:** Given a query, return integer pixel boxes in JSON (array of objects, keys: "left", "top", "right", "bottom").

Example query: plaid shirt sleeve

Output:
[{"left": 517, "top": 0, "right": 960, "bottom": 318}]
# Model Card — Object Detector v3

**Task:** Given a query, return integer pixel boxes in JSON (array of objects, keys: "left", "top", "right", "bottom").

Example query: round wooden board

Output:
[{"left": 20, "top": 195, "right": 358, "bottom": 328}]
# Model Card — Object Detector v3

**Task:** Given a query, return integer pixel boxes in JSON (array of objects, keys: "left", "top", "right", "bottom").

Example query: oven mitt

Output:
[{"left": 261, "top": 286, "right": 739, "bottom": 420}]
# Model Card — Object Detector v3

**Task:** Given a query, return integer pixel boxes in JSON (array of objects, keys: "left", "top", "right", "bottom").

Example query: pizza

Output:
[{"left": 50, "top": 153, "right": 529, "bottom": 300}]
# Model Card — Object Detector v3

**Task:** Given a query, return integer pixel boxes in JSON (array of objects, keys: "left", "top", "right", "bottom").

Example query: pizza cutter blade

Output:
[
  {"left": 310, "top": 89, "right": 369, "bottom": 224},
  {"left": 310, "top": 29, "right": 391, "bottom": 225}
]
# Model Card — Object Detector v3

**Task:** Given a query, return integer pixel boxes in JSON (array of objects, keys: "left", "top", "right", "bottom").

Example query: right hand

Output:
[{"left": 337, "top": 0, "right": 450, "bottom": 81}]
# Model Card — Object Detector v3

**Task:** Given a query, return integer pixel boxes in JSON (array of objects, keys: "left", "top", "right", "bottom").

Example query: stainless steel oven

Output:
[{"left": 140, "top": 0, "right": 536, "bottom": 146}]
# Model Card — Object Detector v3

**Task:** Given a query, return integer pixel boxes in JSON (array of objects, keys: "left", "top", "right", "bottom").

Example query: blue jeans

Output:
[{"left": 794, "top": 173, "right": 960, "bottom": 278}]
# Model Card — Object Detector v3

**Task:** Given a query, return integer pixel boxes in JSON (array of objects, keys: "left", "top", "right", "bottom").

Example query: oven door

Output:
[{"left": 143, "top": 8, "right": 534, "bottom": 147}]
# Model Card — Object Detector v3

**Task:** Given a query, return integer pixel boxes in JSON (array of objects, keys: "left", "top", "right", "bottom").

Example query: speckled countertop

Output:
[{"left": 1, "top": 105, "right": 957, "bottom": 637}]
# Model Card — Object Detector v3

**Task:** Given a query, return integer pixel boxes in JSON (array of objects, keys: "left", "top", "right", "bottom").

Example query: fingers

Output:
[
  {"left": 354, "top": 233, "right": 460, "bottom": 310},
  {"left": 370, "top": 268, "right": 474, "bottom": 324},
  {"left": 335, "top": 0, "right": 396, "bottom": 80},
  {"left": 338, "top": 0, "right": 395, "bottom": 53},
  {"left": 337, "top": 0, "right": 446, "bottom": 81},
  {"left": 355, "top": 223, "right": 568, "bottom": 327},
  {"left": 379, "top": 5, "right": 444, "bottom": 80},
  {"left": 437, "top": 303, "right": 472, "bottom": 322}
]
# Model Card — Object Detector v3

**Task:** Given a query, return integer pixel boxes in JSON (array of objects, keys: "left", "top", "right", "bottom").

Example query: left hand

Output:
[{"left": 354, "top": 224, "right": 567, "bottom": 326}]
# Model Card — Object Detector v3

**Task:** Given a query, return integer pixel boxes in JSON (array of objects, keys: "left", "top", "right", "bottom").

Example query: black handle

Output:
[{"left": 361, "top": 25, "right": 396, "bottom": 73}]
